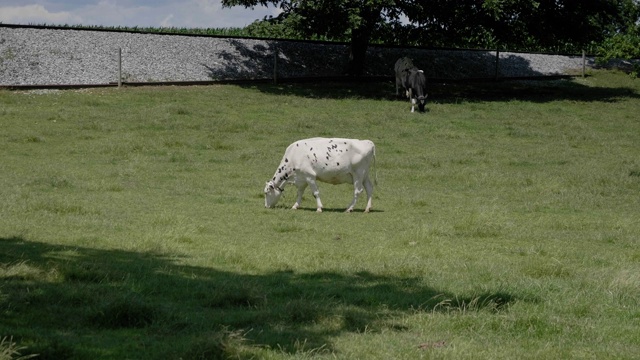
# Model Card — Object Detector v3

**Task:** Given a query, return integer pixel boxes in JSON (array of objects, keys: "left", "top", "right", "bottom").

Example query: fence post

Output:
[
  {"left": 118, "top": 47, "right": 122, "bottom": 87},
  {"left": 582, "top": 49, "right": 586, "bottom": 78},
  {"left": 495, "top": 49, "right": 500, "bottom": 80},
  {"left": 273, "top": 48, "right": 278, "bottom": 84}
]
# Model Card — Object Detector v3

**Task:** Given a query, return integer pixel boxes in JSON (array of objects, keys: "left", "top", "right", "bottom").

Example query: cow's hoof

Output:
[
  {"left": 364, "top": 208, "right": 371, "bottom": 213},
  {"left": 292, "top": 205, "right": 299, "bottom": 210},
  {"left": 316, "top": 208, "right": 323, "bottom": 213},
  {"left": 345, "top": 208, "right": 353, "bottom": 213}
]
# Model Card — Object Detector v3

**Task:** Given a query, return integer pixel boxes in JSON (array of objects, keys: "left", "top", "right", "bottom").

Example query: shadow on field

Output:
[
  {"left": 430, "top": 79, "right": 640, "bottom": 104},
  {"left": 2, "top": 236, "right": 529, "bottom": 358},
  {"left": 203, "top": 38, "right": 639, "bottom": 104},
  {"left": 236, "top": 78, "right": 640, "bottom": 105}
]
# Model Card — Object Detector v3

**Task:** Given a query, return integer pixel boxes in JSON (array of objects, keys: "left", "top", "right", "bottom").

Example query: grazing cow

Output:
[
  {"left": 394, "top": 57, "right": 428, "bottom": 113},
  {"left": 264, "top": 137, "right": 376, "bottom": 213}
]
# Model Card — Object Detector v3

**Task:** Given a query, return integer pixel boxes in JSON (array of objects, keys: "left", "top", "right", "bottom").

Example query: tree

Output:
[
  {"left": 481, "top": 0, "right": 640, "bottom": 51},
  {"left": 410, "top": 0, "right": 640, "bottom": 52},
  {"left": 223, "top": 0, "right": 639, "bottom": 74},
  {"left": 222, "top": 0, "right": 404, "bottom": 76}
]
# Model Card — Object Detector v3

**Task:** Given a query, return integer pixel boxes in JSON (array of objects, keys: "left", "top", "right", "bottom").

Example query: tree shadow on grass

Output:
[
  {"left": 1, "top": 236, "right": 532, "bottom": 359},
  {"left": 430, "top": 78, "right": 640, "bottom": 104},
  {"left": 236, "top": 77, "right": 640, "bottom": 105},
  {"left": 203, "top": 38, "right": 638, "bottom": 104}
]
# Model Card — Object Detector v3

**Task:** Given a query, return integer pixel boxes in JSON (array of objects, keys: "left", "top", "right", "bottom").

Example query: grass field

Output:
[{"left": 1, "top": 71, "right": 639, "bottom": 359}]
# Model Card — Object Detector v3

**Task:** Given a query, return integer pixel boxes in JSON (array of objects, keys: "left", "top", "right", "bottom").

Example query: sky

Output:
[{"left": 0, "top": 0, "right": 281, "bottom": 28}]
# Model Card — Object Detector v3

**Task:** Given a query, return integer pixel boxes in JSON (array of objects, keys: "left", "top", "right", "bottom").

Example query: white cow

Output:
[{"left": 264, "top": 137, "right": 376, "bottom": 213}]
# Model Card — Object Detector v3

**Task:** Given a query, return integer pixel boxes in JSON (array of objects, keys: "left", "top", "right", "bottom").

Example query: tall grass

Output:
[{"left": 1, "top": 71, "right": 639, "bottom": 359}]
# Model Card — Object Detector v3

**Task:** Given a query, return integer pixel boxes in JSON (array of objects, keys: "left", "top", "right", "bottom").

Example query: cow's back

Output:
[
  {"left": 395, "top": 57, "right": 414, "bottom": 74},
  {"left": 286, "top": 138, "right": 374, "bottom": 182},
  {"left": 409, "top": 69, "right": 427, "bottom": 96}
]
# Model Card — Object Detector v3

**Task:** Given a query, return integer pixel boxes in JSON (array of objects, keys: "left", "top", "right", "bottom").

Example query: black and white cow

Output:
[
  {"left": 394, "top": 57, "right": 428, "bottom": 113},
  {"left": 264, "top": 137, "right": 376, "bottom": 213}
]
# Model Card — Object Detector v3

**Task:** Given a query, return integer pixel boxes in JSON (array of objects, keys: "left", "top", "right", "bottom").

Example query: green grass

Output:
[{"left": 1, "top": 71, "right": 639, "bottom": 359}]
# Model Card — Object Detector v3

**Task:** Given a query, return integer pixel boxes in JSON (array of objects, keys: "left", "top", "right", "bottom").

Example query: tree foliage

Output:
[{"left": 398, "top": 0, "right": 640, "bottom": 52}]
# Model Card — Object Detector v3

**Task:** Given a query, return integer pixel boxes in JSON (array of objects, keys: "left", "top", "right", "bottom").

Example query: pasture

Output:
[{"left": 1, "top": 71, "right": 639, "bottom": 359}]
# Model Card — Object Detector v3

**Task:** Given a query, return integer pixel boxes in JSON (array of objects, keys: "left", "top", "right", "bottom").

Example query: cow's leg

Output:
[
  {"left": 307, "top": 179, "right": 323, "bottom": 212},
  {"left": 346, "top": 177, "right": 364, "bottom": 213},
  {"left": 409, "top": 88, "right": 415, "bottom": 112},
  {"left": 291, "top": 183, "right": 308, "bottom": 210},
  {"left": 363, "top": 175, "right": 374, "bottom": 213}
]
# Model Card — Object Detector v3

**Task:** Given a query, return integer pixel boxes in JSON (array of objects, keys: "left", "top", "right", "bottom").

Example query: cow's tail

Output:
[{"left": 372, "top": 144, "right": 378, "bottom": 186}]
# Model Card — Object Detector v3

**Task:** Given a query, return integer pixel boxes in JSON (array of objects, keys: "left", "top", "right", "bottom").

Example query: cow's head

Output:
[
  {"left": 417, "top": 94, "right": 428, "bottom": 112},
  {"left": 408, "top": 69, "right": 428, "bottom": 112},
  {"left": 264, "top": 181, "right": 284, "bottom": 208}
]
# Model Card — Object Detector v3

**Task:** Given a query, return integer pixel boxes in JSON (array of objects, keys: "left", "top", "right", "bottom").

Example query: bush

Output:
[{"left": 597, "top": 29, "right": 640, "bottom": 77}]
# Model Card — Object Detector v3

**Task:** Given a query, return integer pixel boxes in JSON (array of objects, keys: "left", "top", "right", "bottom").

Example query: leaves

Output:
[{"left": 225, "top": 0, "right": 640, "bottom": 54}]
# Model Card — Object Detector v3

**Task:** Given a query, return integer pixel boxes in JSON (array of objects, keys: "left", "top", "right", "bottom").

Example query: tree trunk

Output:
[
  {"left": 346, "top": 7, "right": 382, "bottom": 76},
  {"left": 347, "top": 28, "right": 371, "bottom": 76}
]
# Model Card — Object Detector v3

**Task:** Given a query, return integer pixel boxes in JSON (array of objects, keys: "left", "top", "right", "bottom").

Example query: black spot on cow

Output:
[
  {"left": 326, "top": 156, "right": 329, "bottom": 160},
  {"left": 310, "top": 147, "right": 313, "bottom": 151},
  {"left": 285, "top": 158, "right": 288, "bottom": 163},
  {"left": 272, "top": 176, "right": 276, "bottom": 181},
  {"left": 337, "top": 162, "right": 340, "bottom": 166}
]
